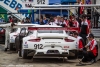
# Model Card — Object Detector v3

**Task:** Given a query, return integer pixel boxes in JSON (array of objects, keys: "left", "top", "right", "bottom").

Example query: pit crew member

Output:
[{"left": 82, "top": 33, "right": 98, "bottom": 63}]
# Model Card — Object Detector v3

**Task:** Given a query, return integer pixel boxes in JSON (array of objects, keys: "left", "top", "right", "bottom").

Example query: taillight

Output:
[
  {"left": 1, "top": 29, "right": 4, "bottom": 32},
  {"left": 0, "top": 29, "right": 5, "bottom": 34},
  {"left": 28, "top": 38, "right": 41, "bottom": 42},
  {"left": 64, "top": 38, "right": 74, "bottom": 42},
  {"left": 13, "top": 35, "right": 17, "bottom": 37}
]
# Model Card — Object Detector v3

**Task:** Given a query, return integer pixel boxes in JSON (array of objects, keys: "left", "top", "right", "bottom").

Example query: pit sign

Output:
[
  {"left": 34, "top": 0, "right": 48, "bottom": 5},
  {"left": 0, "top": 0, "right": 29, "bottom": 20}
]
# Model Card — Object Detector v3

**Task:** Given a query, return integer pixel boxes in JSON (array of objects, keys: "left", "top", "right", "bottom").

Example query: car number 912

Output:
[{"left": 34, "top": 44, "right": 43, "bottom": 49}]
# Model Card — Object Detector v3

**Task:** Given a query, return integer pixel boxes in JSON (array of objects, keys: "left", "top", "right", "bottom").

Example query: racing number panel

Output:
[{"left": 34, "top": 44, "right": 43, "bottom": 49}]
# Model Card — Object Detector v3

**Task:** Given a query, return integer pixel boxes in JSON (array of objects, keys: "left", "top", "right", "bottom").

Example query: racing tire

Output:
[
  {"left": 9, "top": 43, "right": 14, "bottom": 51},
  {"left": 18, "top": 40, "right": 22, "bottom": 57},
  {"left": 22, "top": 49, "right": 28, "bottom": 59},
  {"left": 4, "top": 48, "right": 7, "bottom": 51},
  {"left": 15, "top": 36, "right": 20, "bottom": 52},
  {"left": 68, "top": 50, "right": 78, "bottom": 59},
  {"left": 73, "top": 50, "right": 78, "bottom": 59},
  {"left": 18, "top": 50, "right": 22, "bottom": 57}
]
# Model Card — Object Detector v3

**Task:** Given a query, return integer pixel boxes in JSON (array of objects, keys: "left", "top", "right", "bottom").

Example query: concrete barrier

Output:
[
  {"left": 91, "top": 29, "right": 100, "bottom": 38},
  {"left": 96, "top": 38, "right": 100, "bottom": 61}
]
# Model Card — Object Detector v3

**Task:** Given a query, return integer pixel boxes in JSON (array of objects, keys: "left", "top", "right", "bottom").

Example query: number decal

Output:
[
  {"left": 42, "top": 0, "right": 45, "bottom": 4},
  {"left": 34, "top": 44, "right": 43, "bottom": 49},
  {"left": 37, "top": 0, "right": 40, "bottom": 4},
  {"left": 40, "top": 44, "right": 43, "bottom": 49},
  {"left": 37, "top": 0, "right": 45, "bottom": 4},
  {"left": 34, "top": 44, "right": 37, "bottom": 49}
]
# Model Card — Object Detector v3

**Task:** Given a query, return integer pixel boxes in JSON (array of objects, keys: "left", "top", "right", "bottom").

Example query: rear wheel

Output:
[
  {"left": 18, "top": 39, "right": 22, "bottom": 57},
  {"left": 4, "top": 48, "right": 7, "bottom": 51},
  {"left": 9, "top": 43, "right": 14, "bottom": 50},
  {"left": 68, "top": 50, "right": 78, "bottom": 59},
  {"left": 18, "top": 50, "right": 22, "bottom": 57},
  {"left": 15, "top": 36, "right": 20, "bottom": 52},
  {"left": 22, "top": 49, "right": 29, "bottom": 59},
  {"left": 22, "top": 49, "right": 33, "bottom": 59}
]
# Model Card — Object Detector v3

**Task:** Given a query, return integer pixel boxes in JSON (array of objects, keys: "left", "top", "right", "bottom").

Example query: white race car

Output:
[
  {"left": 9, "top": 28, "right": 21, "bottom": 50},
  {"left": 19, "top": 25, "right": 78, "bottom": 59},
  {"left": 8, "top": 23, "right": 39, "bottom": 50}
]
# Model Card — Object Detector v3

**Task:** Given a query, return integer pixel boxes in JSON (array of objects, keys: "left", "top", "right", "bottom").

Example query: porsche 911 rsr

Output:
[
  {"left": 0, "top": 22, "right": 39, "bottom": 51},
  {"left": 8, "top": 24, "right": 39, "bottom": 50},
  {"left": 19, "top": 25, "right": 78, "bottom": 59},
  {"left": 9, "top": 28, "right": 21, "bottom": 50}
]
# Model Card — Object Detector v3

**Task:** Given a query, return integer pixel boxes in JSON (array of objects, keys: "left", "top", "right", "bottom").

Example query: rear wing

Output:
[
  {"left": 0, "top": 23, "right": 38, "bottom": 28},
  {"left": 12, "top": 24, "right": 39, "bottom": 28},
  {"left": 0, "top": 23, "right": 11, "bottom": 28},
  {"left": 28, "top": 27, "right": 79, "bottom": 32}
]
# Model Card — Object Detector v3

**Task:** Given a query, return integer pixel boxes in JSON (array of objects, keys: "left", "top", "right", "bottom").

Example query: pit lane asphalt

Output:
[{"left": 0, "top": 44, "right": 100, "bottom": 67}]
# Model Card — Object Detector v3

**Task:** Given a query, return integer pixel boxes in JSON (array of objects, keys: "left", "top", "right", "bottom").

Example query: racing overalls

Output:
[
  {"left": 82, "top": 39, "right": 98, "bottom": 62},
  {"left": 79, "top": 21, "right": 89, "bottom": 45},
  {"left": 76, "top": 36, "right": 84, "bottom": 50},
  {"left": 76, "top": 36, "right": 85, "bottom": 58},
  {"left": 48, "top": 22, "right": 57, "bottom": 26}
]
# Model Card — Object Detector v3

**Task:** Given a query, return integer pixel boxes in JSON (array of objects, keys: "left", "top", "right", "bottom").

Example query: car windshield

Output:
[
  {"left": 20, "top": 28, "right": 26, "bottom": 33},
  {"left": 27, "top": 31, "right": 33, "bottom": 36},
  {"left": 37, "top": 30, "right": 63, "bottom": 33}
]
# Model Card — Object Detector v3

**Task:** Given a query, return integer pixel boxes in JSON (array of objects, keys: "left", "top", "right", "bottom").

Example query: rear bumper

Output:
[
  {"left": 35, "top": 54, "right": 69, "bottom": 57},
  {"left": 35, "top": 52, "right": 69, "bottom": 57},
  {"left": 26, "top": 49, "right": 69, "bottom": 57}
]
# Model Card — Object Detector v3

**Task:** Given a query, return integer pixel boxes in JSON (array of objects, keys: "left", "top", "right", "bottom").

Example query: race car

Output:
[
  {"left": 8, "top": 24, "right": 39, "bottom": 51},
  {"left": 0, "top": 22, "right": 40, "bottom": 51},
  {"left": 18, "top": 25, "right": 79, "bottom": 59},
  {"left": 17, "top": 25, "right": 63, "bottom": 56},
  {"left": 9, "top": 28, "right": 23, "bottom": 50}
]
